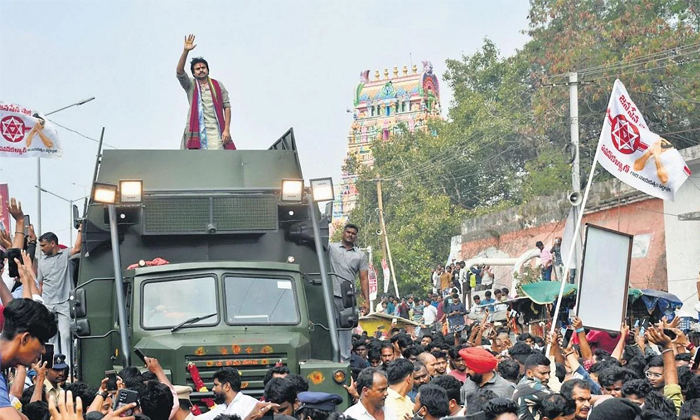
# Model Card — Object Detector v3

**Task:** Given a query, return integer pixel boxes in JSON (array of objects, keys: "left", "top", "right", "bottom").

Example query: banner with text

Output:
[
  {"left": 369, "top": 264, "right": 378, "bottom": 301},
  {"left": 597, "top": 80, "right": 690, "bottom": 200},
  {"left": 0, "top": 103, "right": 62, "bottom": 158},
  {"left": 0, "top": 184, "right": 9, "bottom": 241}
]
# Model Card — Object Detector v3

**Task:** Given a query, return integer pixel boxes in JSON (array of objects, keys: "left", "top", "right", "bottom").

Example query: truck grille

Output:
[
  {"left": 185, "top": 352, "right": 288, "bottom": 398},
  {"left": 143, "top": 194, "right": 278, "bottom": 235}
]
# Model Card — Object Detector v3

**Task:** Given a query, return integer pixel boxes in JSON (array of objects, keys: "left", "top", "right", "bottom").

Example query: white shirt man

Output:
[
  {"left": 345, "top": 369, "right": 397, "bottom": 420},
  {"left": 194, "top": 368, "right": 259, "bottom": 420},
  {"left": 194, "top": 392, "right": 258, "bottom": 420}
]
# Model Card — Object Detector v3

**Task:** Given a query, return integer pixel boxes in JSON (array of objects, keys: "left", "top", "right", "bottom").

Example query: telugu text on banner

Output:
[{"left": 0, "top": 102, "right": 62, "bottom": 158}]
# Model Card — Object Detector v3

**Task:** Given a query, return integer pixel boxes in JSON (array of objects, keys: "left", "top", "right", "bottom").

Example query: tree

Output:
[
  {"left": 346, "top": 0, "right": 700, "bottom": 293},
  {"left": 525, "top": 0, "right": 700, "bottom": 161}
]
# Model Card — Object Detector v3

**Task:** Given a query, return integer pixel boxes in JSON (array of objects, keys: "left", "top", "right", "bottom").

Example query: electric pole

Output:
[
  {"left": 569, "top": 72, "right": 582, "bottom": 286},
  {"left": 570, "top": 72, "right": 580, "bottom": 197},
  {"left": 376, "top": 180, "right": 400, "bottom": 297}
]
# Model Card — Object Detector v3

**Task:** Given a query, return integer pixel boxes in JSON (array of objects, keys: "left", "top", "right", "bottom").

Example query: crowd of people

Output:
[
  {"left": 342, "top": 310, "right": 700, "bottom": 420},
  {"left": 3, "top": 288, "right": 700, "bottom": 420},
  {"left": 3, "top": 192, "right": 700, "bottom": 420}
]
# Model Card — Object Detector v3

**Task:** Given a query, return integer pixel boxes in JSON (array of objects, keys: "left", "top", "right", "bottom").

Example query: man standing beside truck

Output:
[
  {"left": 176, "top": 34, "right": 235, "bottom": 150},
  {"left": 37, "top": 230, "right": 82, "bottom": 356},
  {"left": 329, "top": 223, "right": 369, "bottom": 362}
]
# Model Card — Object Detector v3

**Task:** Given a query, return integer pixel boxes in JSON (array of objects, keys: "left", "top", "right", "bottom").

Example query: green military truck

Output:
[{"left": 71, "top": 129, "right": 353, "bottom": 407}]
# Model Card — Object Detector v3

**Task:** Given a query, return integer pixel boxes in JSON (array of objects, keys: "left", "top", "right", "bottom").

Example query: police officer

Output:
[{"left": 296, "top": 392, "right": 344, "bottom": 420}]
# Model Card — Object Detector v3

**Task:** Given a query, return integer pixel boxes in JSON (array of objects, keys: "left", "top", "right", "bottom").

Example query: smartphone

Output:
[
  {"left": 105, "top": 370, "right": 118, "bottom": 392},
  {"left": 112, "top": 389, "right": 139, "bottom": 416},
  {"left": 663, "top": 329, "right": 677, "bottom": 340},
  {"left": 691, "top": 348, "right": 700, "bottom": 371},
  {"left": 133, "top": 348, "right": 148, "bottom": 364},
  {"left": 564, "top": 328, "right": 574, "bottom": 344},
  {"left": 23, "top": 215, "right": 30, "bottom": 236},
  {"left": 5, "top": 248, "right": 21, "bottom": 278},
  {"left": 43, "top": 343, "right": 55, "bottom": 369}
]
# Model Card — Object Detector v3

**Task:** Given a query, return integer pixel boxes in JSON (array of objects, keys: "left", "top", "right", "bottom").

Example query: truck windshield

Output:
[
  {"left": 142, "top": 276, "right": 218, "bottom": 329},
  {"left": 224, "top": 276, "right": 299, "bottom": 325}
]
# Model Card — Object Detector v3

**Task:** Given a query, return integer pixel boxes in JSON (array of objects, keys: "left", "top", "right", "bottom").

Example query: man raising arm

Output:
[{"left": 176, "top": 34, "right": 233, "bottom": 150}]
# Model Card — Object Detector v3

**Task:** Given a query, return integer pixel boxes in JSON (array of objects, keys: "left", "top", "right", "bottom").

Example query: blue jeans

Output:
[{"left": 542, "top": 265, "right": 553, "bottom": 281}]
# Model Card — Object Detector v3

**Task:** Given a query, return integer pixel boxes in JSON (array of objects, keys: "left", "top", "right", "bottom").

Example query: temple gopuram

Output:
[{"left": 332, "top": 61, "right": 442, "bottom": 228}]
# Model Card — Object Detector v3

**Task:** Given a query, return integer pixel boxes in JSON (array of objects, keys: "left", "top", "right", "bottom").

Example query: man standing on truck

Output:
[
  {"left": 37, "top": 230, "right": 82, "bottom": 356},
  {"left": 176, "top": 34, "right": 235, "bottom": 150},
  {"left": 329, "top": 223, "right": 369, "bottom": 362}
]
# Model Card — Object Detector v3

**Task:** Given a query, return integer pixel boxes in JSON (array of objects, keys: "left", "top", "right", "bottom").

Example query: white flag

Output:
[
  {"left": 0, "top": 103, "right": 62, "bottom": 158},
  {"left": 381, "top": 258, "right": 390, "bottom": 294},
  {"left": 597, "top": 80, "right": 690, "bottom": 200}
]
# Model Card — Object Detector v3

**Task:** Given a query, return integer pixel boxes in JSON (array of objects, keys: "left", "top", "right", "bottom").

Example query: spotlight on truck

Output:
[
  {"left": 119, "top": 180, "right": 143, "bottom": 204},
  {"left": 310, "top": 177, "right": 334, "bottom": 202},
  {"left": 281, "top": 179, "right": 304, "bottom": 202},
  {"left": 92, "top": 183, "right": 118, "bottom": 204}
]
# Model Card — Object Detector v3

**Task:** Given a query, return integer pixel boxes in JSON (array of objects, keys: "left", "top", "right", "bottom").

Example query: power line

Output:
[
  {"left": 585, "top": 56, "right": 700, "bottom": 84},
  {"left": 547, "top": 41, "right": 700, "bottom": 80},
  {"left": 581, "top": 45, "right": 700, "bottom": 77},
  {"left": 381, "top": 108, "right": 548, "bottom": 183},
  {"left": 378, "top": 93, "right": 550, "bottom": 182},
  {"left": 48, "top": 119, "right": 117, "bottom": 149}
]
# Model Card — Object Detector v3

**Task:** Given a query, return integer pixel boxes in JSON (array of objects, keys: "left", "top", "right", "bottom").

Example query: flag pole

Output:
[{"left": 546, "top": 143, "right": 602, "bottom": 349}]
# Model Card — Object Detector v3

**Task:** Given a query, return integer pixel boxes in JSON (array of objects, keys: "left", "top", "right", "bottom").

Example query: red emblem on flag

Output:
[
  {"left": 610, "top": 114, "right": 640, "bottom": 155},
  {"left": 1, "top": 116, "right": 28, "bottom": 143}
]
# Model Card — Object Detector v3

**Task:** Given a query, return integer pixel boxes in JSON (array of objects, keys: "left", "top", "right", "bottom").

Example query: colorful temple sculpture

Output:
[{"left": 332, "top": 61, "right": 442, "bottom": 228}]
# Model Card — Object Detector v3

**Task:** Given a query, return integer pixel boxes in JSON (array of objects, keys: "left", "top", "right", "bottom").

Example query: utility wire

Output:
[
  {"left": 48, "top": 119, "right": 117, "bottom": 149},
  {"left": 381, "top": 98, "right": 558, "bottom": 183},
  {"left": 378, "top": 93, "right": 551, "bottom": 182},
  {"left": 547, "top": 41, "right": 700, "bottom": 79}
]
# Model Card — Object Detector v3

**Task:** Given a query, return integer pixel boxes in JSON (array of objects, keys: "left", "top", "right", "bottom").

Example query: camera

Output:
[{"left": 0, "top": 248, "right": 22, "bottom": 278}]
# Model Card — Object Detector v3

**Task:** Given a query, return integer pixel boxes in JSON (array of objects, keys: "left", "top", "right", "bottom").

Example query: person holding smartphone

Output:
[{"left": 0, "top": 298, "right": 58, "bottom": 420}]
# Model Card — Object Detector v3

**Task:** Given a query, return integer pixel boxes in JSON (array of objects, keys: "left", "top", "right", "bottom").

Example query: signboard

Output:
[
  {"left": 0, "top": 183, "right": 9, "bottom": 241},
  {"left": 0, "top": 102, "right": 62, "bottom": 158},
  {"left": 576, "top": 224, "right": 633, "bottom": 332},
  {"left": 368, "top": 264, "right": 378, "bottom": 300}
]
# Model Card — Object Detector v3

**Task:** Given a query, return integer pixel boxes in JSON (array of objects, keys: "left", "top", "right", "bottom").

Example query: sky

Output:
[{"left": 0, "top": 0, "right": 531, "bottom": 240}]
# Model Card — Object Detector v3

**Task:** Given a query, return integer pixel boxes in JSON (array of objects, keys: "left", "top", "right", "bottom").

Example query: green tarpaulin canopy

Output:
[
  {"left": 520, "top": 281, "right": 645, "bottom": 305},
  {"left": 520, "top": 282, "right": 577, "bottom": 305}
]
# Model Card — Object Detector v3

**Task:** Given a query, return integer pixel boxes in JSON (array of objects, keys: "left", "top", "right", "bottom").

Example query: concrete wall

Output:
[
  {"left": 663, "top": 145, "right": 700, "bottom": 313},
  {"left": 457, "top": 176, "right": 668, "bottom": 292}
]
